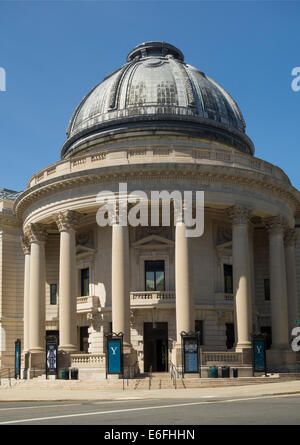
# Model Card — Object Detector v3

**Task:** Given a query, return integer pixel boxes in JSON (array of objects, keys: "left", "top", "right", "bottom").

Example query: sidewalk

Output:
[{"left": 1, "top": 380, "right": 300, "bottom": 402}]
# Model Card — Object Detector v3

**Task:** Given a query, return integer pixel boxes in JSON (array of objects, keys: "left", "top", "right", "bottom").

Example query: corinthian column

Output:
[
  {"left": 265, "top": 216, "right": 289, "bottom": 349},
  {"left": 56, "top": 210, "right": 81, "bottom": 353},
  {"left": 175, "top": 209, "right": 192, "bottom": 344},
  {"left": 25, "top": 223, "right": 47, "bottom": 354},
  {"left": 284, "top": 229, "right": 298, "bottom": 336},
  {"left": 111, "top": 211, "right": 130, "bottom": 345},
  {"left": 21, "top": 235, "right": 31, "bottom": 353},
  {"left": 228, "top": 205, "right": 252, "bottom": 351}
]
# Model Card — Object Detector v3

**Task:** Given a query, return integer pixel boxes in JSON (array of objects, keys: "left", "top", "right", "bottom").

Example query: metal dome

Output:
[{"left": 62, "top": 42, "right": 253, "bottom": 158}]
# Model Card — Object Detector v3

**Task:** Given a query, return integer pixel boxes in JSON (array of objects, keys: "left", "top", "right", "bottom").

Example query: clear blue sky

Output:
[{"left": 0, "top": 0, "right": 299, "bottom": 191}]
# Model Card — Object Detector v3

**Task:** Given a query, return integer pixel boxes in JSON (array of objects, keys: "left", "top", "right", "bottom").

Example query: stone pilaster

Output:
[
  {"left": 24, "top": 223, "right": 47, "bottom": 372},
  {"left": 284, "top": 228, "right": 298, "bottom": 335},
  {"left": 21, "top": 236, "right": 31, "bottom": 354},
  {"left": 228, "top": 205, "right": 252, "bottom": 351},
  {"left": 55, "top": 210, "right": 81, "bottom": 354},
  {"left": 265, "top": 216, "right": 289, "bottom": 349}
]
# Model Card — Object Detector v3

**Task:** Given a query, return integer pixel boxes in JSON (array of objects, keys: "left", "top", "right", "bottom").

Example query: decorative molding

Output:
[
  {"left": 24, "top": 223, "right": 47, "bottom": 243},
  {"left": 14, "top": 163, "right": 299, "bottom": 224},
  {"left": 284, "top": 228, "right": 297, "bottom": 247},
  {"left": 20, "top": 235, "right": 30, "bottom": 255},
  {"left": 55, "top": 210, "right": 82, "bottom": 232},
  {"left": 227, "top": 205, "right": 251, "bottom": 225},
  {"left": 264, "top": 215, "right": 286, "bottom": 235}
]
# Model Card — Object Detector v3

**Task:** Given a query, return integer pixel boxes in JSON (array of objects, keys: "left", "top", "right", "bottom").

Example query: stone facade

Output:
[{"left": 0, "top": 42, "right": 300, "bottom": 378}]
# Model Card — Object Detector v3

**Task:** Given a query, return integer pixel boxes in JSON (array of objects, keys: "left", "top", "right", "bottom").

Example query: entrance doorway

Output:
[{"left": 144, "top": 322, "right": 168, "bottom": 372}]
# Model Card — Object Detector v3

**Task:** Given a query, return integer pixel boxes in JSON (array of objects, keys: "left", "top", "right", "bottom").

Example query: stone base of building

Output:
[
  {"left": 266, "top": 349, "right": 298, "bottom": 372},
  {"left": 27, "top": 352, "right": 45, "bottom": 378}
]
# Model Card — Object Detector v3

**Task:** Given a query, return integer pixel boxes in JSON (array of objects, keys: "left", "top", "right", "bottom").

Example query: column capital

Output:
[
  {"left": 264, "top": 215, "right": 286, "bottom": 236},
  {"left": 55, "top": 210, "right": 81, "bottom": 232},
  {"left": 20, "top": 235, "right": 31, "bottom": 255},
  {"left": 228, "top": 205, "right": 251, "bottom": 225},
  {"left": 24, "top": 223, "right": 48, "bottom": 244},
  {"left": 284, "top": 228, "right": 297, "bottom": 247}
]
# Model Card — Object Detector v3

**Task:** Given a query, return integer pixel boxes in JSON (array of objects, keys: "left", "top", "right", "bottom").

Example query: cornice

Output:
[{"left": 14, "top": 163, "right": 300, "bottom": 223}]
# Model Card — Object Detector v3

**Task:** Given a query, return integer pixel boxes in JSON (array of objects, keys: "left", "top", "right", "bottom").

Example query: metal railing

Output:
[{"left": 148, "top": 365, "right": 152, "bottom": 390}]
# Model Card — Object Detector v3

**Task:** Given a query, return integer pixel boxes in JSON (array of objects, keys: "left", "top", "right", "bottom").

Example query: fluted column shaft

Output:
[
  {"left": 111, "top": 220, "right": 130, "bottom": 345},
  {"left": 25, "top": 224, "right": 47, "bottom": 353},
  {"left": 265, "top": 216, "right": 289, "bottom": 349},
  {"left": 56, "top": 211, "right": 80, "bottom": 353},
  {"left": 175, "top": 219, "right": 192, "bottom": 343},
  {"left": 284, "top": 229, "right": 298, "bottom": 335},
  {"left": 21, "top": 236, "right": 31, "bottom": 353},
  {"left": 229, "top": 205, "right": 252, "bottom": 351}
]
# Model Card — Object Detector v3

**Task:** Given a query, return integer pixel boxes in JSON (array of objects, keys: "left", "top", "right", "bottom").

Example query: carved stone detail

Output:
[
  {"left": 20, "top": 235, "right": 31, "bottom": 254},
  {"left": 25, "top": 223, "right": 48, "bottom": 243},
  {"left": 264, "top": 215, "right": 286, "bottom": 235},
  {"left": 227, "top": 205, "right": 251, "bottom": 225},
  {"left": 55, "top": 210, "right": 81, "bottom": 232},
  {"left": 284, "top": 228, "right": 297, "bottom": 247}
]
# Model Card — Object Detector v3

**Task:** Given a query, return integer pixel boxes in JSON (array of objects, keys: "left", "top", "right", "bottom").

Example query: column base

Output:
[
  {"left": 58, "top": 345, "right": 78, "bottom": 353},
  {"left": 122, "top": 344, "right": 138, "bottom": 378},
  {"left": 28, "top": 351, "right": 45, "bottom": 378},
  {"left": 266, "top": 349, "right": 298, "bottom": 372},
  {"left": 172, "top": 343, "right": 183, "bottom": 374}
]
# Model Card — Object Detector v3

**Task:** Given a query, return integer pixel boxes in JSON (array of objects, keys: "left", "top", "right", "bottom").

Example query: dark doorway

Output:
[
  {"left": 144, "top": 322, "right": 168, "bottom": 372},
  {"left": 260, "top": 326, "right": 272, "bottom": 350},
  {"left": 225, "top": 323, "right": 235, "bottom": 350}
]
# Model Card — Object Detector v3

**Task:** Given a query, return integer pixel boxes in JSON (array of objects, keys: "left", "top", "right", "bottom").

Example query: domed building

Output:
[{"left": 1, "top": 41, "right": 300, "bottom": 379}]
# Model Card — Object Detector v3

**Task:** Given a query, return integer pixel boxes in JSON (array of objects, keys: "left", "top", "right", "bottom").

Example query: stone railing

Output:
[
  {"left": 201, "top": 351, "right": 242, "bottom": 365},
  {"left": 214, "top": 292, "right": 234, "bottom": 304},
  {"left": 130, "top": 291, "right": 175, "bottom": 306},
  {"left": 70, "top": 353, "right": 106, "bottom": 368},
  {"left": 77, "top": 295, "right": 99, "bottom": 313},
  {"left": 27, "top": 146, "right": 289, "bottom": 189}
]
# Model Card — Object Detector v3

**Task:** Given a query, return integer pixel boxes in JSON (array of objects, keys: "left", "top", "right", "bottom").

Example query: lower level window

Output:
[{"left": 50, "top": 284, "right": 57, "bottom": 305}]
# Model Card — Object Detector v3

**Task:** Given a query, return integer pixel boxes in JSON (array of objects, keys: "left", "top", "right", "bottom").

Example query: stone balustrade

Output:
[
  {"left": 76, "top": 295, "right": 99, "bottom": 313},
  {"left": 130, "top": 291, "right": 175, "bottom": 307},
  {"left": 70, "top": 353, "right": 106, "bottom": 368},
  {"left": 27, "top": 146, "right": 289, "bottom": 189},
  {"left": 201, "top": 351, "right": 242, "bottom": 365}
]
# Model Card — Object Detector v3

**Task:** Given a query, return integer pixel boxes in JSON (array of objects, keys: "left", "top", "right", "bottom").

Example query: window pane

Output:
[
  {"left": 223, "top": 264, "right": 233, "bottom": 294},
  {"left": 81, "top": 268, "right": 90, "bottom": 296},
  {"left": 155, "top": 271, "right": 165, "bottom": 291},
  {"left": 264, "top": 278, "right": 270, "bottom": 301},
  {"left": 146, "top": 271, "right": 155, "bottom": 291},
  {"left": 50, "top": 284, "right": 57, "bottom": 305}
]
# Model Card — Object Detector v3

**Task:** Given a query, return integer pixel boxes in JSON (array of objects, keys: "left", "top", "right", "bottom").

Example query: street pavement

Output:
[{"left": 0, "top": 380, "right": 300, "bottom": 425}]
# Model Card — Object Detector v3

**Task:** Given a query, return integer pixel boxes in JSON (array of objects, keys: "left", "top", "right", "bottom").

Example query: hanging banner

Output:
[
  {"left": 46, "top": 336, "right": 58, "bottom": 377},
  {"left": 106, "top": 333, "right": 123, "bottom": 375},
  {"left": 252, "top": 334, "right": 267, "bottom": 375},
  {"left": 15, "top": 339, "right": 21, "bottom": 379}
]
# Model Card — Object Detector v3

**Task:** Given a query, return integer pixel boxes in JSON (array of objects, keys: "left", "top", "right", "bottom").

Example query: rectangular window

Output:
[
  {"left": 223, "top": 264, "right": 233, "bottom": 294},
  {"left": 81, "top": 268, "right": 90, "bottom": 297},
  {"left": 50, "top": 284, "right": 57, "bottom": 305},
  {"left": 145, "top": 260, "right": 165, "bottom": 291},
  {"left": 80, "top": 326, "right": 89, "bottom": 352},
  {"left": 195, "top": 320, "right": 204, "bottom": 345},
  {"left": 226, "top": 323, "right": 235, "bottom": 350},
  {"left": 264, "top": 278, "right": 270, "bottom": 301}
]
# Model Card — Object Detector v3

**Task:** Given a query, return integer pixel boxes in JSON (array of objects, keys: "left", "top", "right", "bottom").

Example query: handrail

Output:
[
  {"left": 169, "top": 361, "right": 181, "bottom": 389},
  {"left": 148, "top": 365, "right": 152, "bottom": 390}
]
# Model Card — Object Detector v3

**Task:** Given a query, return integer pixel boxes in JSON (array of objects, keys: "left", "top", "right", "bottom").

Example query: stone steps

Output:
[{"left": 3, "top": 374, "right": 299, "bottom": 391}]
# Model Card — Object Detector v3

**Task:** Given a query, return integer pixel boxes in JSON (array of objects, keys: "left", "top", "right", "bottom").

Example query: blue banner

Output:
[
  {"left": 183, "top": 337, "right": 198, "bottom": 373},
  {"left": 253, "top": 339, "right": 265, "bottom": 372},
  {"left": 108, "top": 339, "right": 122, "bottom": 374}
]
